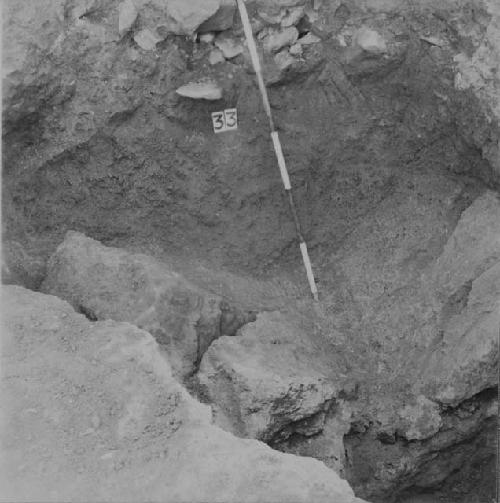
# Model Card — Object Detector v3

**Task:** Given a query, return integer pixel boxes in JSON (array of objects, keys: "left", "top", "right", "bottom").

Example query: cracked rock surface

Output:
[{"left": 42, "top": 231, "right": 255, "bottom": 379}]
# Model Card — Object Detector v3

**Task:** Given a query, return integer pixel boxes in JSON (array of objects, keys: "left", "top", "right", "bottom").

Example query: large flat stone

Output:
[{"left": 199, "top": 311, "right": 350, "bottom": 447}]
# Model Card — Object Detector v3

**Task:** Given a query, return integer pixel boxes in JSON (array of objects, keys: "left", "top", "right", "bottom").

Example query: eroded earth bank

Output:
[{"left": 2, "top": 0, "right": 500, "bottom": 502}]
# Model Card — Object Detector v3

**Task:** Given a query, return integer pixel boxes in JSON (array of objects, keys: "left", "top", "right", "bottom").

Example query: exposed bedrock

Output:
[
  {"left": 2, "top": 285, "right": 367, "bottom": 503},
  {"left": 40, "top": 191, "right": 499, "bottom": 501}
]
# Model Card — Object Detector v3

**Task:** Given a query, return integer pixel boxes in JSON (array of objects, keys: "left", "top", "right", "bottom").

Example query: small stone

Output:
[
  {"left": 263, "top": 26, "right": 299, "bottom": 53},
  {"left": 257, "top": 9, "right": 284, "bottom": 25},
  {"left": 214, "top": 36, "right": 244, "bottom": 59},
  {"left": 297, "top": 32, "right": 321, "bottom": 46},
  {"left": 118, "top": 0, "right": 138, "bottom": 37},
  {"left": 208, "top": 48, "right": 225, "bottom": 65},
  {"left": 289, "top": 43, "right": 303, "bottom": 56},
  {"left": 274, "top": 49, "right": 295, "bottom": 72},
  {"left": 134, "top": 29, "right": 161, "bottom": 51},
  {"left": 354, "top": 27, "right": 387, "bottom": 54},
  {"left": 176, "top": 81, "right": 223, "bottom": 100},
  {"left": 199, "top": 32, "right": 215, "bottom": 44},
  {"left": 281, "top": 7, "right": 304, "bottom": 28},
  {"left": 420, "top": 36, "right": 445, "bottom": 47}
]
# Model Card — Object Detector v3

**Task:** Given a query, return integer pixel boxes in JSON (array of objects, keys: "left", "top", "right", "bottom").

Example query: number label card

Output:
[{"left": 211, "top": 108, "right": 238, "bottom": 133}]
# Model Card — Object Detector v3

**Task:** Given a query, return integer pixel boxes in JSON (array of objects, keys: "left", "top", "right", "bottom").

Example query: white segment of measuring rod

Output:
[
  {"left": 300, "top": 242, "right": 319, "bottom": 301},
  {"left": 236, "top": 0, "right": 320, "bottom": 301},
  {"left": 270, "top": 131, "right": 292, "bottom": 190}
]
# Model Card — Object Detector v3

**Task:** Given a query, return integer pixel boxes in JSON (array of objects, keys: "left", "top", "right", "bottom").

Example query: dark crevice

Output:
[{"left": 77, "top": 305, "right": 98, "bottom": 321}]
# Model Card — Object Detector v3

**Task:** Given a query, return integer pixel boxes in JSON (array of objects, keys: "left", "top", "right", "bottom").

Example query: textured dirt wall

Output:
[{"left": 2, "top": 0, "right": 499, "bottom": 288}]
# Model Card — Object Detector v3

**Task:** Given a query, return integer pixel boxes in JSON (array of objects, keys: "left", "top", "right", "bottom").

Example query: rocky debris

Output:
[
  {"left": 118, "top": 0, "right": 138, "bottom": 37},
  {"left": 41, "top": 231, "right": 253, "bottom": 378},
  {"left": 262, "top": 26, "right": 299, "bottom": 52},
  {"left": 1, "top": 285, "right": 367, "bottom": 503},
  {"left": 198, "top": 311, "right": 349, "bottom": 448},
  {"left": 354, "top": 27, "right": 387, "bottom": 54},
  {"left": 345, "top": 391, "right": 496, "bottom": 502},
  {"left": 176, "top": 80, "right": 223, "bottom": 100},
  {"left": 133, "top": 28, "right": 161, "bottom": 51},
  {"left": 214, "top": 35, "right": 244, "bottom": 59},
  {"left": 139, "top": 0, "right": 220, "bottom": 37},
  {"left": 123, "top": 0, "right": 236, "bottom": 40}
]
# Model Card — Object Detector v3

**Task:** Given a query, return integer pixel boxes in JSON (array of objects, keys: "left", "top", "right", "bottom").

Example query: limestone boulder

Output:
[
  {"left": 417, "top": 191, "right": 500, "bottom": 405},
  {"left": 1, "top": 285, "right": 368, "bottom": 503},
  {"left": 199, "top": 311, "right": 348, "bottom": 444},
  {"left": 41, "top": 231, "right": 253, "bottom": 378},
  {"left": 422, "top": 262, "right": 500, "bottom": 405},
  {"left": 433, "top": 190, "right": 500, "bottom": 298}
]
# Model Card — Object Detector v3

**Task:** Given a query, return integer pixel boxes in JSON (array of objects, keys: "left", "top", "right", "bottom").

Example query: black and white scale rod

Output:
[{"left": 236, "top": 0, "right": 319, "bottom": 301}]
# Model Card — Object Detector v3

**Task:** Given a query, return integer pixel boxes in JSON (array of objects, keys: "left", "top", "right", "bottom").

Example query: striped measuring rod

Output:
[{"left": 236, "top": 0, "right": 319, "bottom": 301}]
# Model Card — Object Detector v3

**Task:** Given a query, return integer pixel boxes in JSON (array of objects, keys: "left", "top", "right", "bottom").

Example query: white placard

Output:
[
  {"left": 224, "top": 108, "right": 238, "bottom": 131},
  {"left": 211, "top": 108, "right": 238, "bottom": 133}
]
